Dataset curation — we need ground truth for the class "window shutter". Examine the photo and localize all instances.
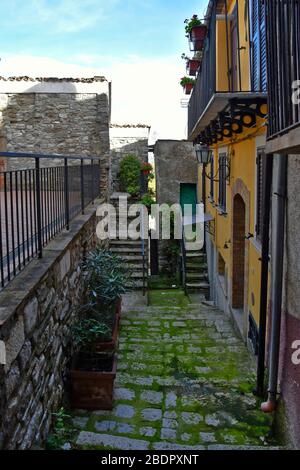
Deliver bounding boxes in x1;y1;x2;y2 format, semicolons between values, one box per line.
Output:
251;0;267;91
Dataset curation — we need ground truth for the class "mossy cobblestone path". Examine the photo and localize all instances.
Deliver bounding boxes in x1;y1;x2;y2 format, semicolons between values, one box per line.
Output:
74;290;279;450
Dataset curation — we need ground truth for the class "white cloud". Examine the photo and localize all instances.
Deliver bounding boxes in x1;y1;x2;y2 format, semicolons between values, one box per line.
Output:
4;0;120;34
0;53;188;142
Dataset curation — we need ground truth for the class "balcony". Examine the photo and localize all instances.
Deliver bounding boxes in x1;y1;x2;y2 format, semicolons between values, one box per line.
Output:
188;0;267;145
266;0;300;154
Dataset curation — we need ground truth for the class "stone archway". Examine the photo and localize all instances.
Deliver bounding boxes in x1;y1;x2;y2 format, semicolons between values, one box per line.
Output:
231;178;250;339
232;194;246;309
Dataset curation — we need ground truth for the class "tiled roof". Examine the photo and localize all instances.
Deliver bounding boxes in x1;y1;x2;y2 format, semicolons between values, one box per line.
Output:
0;76;107;83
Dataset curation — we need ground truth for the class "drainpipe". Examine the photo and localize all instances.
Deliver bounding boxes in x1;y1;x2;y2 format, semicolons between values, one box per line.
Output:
256;153;273;396
202;164;206;247
261;155;287;413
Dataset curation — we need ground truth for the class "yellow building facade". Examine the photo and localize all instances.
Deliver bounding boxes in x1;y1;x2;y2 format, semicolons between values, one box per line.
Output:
188;0;267;347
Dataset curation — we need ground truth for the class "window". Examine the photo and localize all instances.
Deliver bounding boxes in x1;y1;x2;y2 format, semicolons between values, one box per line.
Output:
210;156;214;200
256;148;265;242
218;153;227;212
250;0;267;91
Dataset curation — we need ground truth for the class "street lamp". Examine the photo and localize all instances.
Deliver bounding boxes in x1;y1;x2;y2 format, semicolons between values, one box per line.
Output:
195;144;212;165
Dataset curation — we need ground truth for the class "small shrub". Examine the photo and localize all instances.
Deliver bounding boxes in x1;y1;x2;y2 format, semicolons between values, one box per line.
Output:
119;154;141;196
46;408;75;450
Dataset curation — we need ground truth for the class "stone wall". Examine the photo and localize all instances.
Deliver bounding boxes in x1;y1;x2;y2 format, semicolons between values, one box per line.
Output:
110;125;150;193
0;78;110;197
0;202;100;449
154;140;198;270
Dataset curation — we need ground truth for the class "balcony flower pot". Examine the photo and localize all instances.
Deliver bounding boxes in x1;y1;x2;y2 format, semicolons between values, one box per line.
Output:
184;83;194;95
188;59;201;76
190;25;207;51
94;298;122;352
180;77;196;95
70;352;117;410
141;162;153;175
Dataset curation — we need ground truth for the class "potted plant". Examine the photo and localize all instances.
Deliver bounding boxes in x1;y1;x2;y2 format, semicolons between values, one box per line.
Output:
70;318;117;410
140;192;156;210
181;53;201;77
141;162;153;175
185;15;207;51
69;248;133;410
180;76;196;95
81;248;132;351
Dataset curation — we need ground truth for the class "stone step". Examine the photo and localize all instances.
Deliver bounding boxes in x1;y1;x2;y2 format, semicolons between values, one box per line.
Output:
186;282;210;292
119;255;144;261
186;252;206;259
110;247;143;253
124;264;146;270
110;239;146;245
129;272;148;279
186;262;207;273
186;272;207;280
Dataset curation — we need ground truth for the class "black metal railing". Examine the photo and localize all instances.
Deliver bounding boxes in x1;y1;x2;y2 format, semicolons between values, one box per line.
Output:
188;4;217;138
266;0;300;139
181;229;187;295
0;152;101;290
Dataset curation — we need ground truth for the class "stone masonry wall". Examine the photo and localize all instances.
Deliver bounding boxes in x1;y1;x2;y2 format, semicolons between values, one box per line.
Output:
0;204;99;449
110;126;150;193
0;79;110;197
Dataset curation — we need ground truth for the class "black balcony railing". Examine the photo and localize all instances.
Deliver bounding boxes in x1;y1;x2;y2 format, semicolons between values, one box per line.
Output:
0;152;101;290
188;4;217;138
266;0;300;139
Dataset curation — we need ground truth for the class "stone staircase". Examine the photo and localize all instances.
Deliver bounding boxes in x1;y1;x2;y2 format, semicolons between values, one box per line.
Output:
109;193;148;291
182;240;210;298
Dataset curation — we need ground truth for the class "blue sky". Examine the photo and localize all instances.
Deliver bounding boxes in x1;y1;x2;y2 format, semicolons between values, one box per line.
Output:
0;0;208;138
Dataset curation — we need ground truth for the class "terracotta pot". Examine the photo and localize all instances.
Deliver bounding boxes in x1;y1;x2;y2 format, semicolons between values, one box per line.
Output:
190;25;207;51
188;59;201;76
94;298;122;352
184;83;194;95
70;353;117;410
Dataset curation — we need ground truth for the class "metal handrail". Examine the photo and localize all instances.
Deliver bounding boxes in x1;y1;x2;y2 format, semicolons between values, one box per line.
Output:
141;207;147;297
181;227;187;295
0;151;101;290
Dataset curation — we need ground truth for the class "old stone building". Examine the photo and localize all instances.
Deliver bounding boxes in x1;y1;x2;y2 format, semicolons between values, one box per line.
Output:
110;124;150;192
0;76;111;196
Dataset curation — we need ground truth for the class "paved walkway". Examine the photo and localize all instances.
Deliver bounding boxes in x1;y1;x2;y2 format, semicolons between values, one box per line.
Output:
74;290;279;450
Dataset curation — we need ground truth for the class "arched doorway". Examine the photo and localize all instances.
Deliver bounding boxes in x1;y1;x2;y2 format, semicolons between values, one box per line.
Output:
232;194;246;309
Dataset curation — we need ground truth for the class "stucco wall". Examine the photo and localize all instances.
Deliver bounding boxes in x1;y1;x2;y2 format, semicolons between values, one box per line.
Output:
154;140;198;205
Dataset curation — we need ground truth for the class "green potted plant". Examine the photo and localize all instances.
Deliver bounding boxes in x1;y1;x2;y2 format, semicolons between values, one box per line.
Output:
180;76;196;95
70;248;132;410
140;192;156;210
81;248;132;351
119;154;141;197
185;15;207;51
181;53;201;76
70;317;117;410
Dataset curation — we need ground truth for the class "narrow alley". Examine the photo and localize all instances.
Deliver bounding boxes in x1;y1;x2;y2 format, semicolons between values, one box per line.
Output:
74;290;280;450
